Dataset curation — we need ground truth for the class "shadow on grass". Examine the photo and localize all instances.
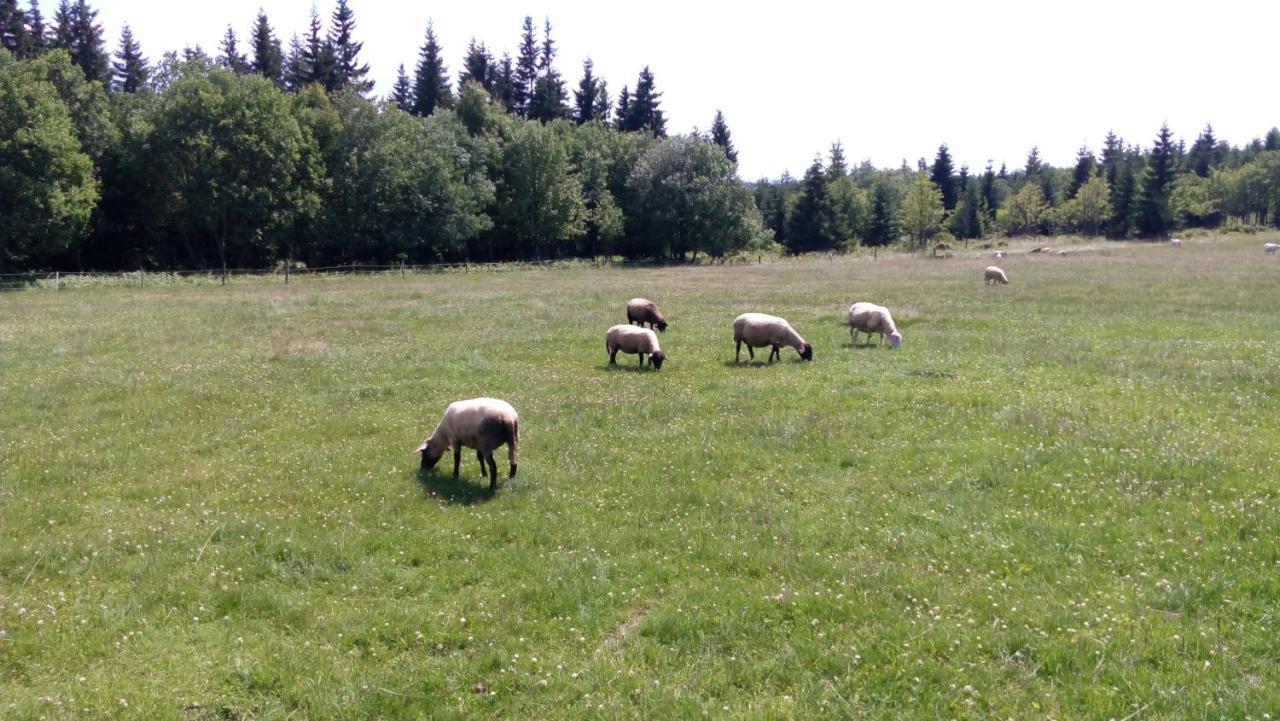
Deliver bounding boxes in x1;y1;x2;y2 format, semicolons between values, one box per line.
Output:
415;467;498;505
599;363;662;373
843;342;890;350
721;357;810;368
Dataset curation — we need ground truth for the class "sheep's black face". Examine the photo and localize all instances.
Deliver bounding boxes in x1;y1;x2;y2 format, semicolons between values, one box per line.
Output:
799;343;814;361
656;320;668;332
649;351;666;370
419;440;446;470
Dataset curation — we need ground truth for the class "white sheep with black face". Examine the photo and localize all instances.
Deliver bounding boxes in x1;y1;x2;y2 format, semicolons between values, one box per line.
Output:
732;313;813;363
848;302;902;348
606;324;666;370
415;398;519;492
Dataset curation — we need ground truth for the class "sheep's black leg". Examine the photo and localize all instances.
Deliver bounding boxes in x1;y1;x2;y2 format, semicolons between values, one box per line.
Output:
609;348;618;365
477;450;485;475
486;451;498;491
747;345;754;360
639;353;645;367
452;445;461;478
735;340;741;363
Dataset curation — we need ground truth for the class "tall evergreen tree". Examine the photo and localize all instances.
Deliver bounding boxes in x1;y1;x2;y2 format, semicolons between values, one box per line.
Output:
929;144;957;210
219;26;250;74
527;71;568;122
328;0;370;93
573;58;599;124
491;53;515;108
539;17;555;71
1;0;29;55
622;66;664;136
710;110;737;164
65;0;109;82
980;162;998;217
864;182;899;247
250;10;283;85
826;141;846;180
458;38;491;91
1069;146;1096;198
1186;124;1220;177
112;23;147;93
613;84;630;128
391;63;412;111
51;0;71;49
1024;146;1043;178
1135;122;1177;237
23;0;47;57
1265;127;1280;152
300;8;333;88
512;15;538;115
411;21;451;116
786;157;842;253
282;34;306;91
592;79;610;122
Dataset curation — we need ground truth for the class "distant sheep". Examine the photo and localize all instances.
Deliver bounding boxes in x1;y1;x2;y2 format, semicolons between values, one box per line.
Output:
993;251;1005;259
416;398;519;491
1030;246;1050;254
1265;243;1279;254
733;312;813;363
626;298;668;332
1056;249;1069;256
1170;238;1183;246
985;266;1009;285
848;302;902;348
606;324;666;370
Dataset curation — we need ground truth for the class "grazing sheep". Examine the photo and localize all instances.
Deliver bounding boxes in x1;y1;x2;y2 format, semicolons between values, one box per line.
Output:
1030;246;1050;254
993;251;1006;259
1056;249;1069;256
605;324;666;370
848;302;902;348
1265;243;1279;254
1170;238;1183;246
626;297;668;332
985;266;1009;285
415;398;519;492
733;312;813;363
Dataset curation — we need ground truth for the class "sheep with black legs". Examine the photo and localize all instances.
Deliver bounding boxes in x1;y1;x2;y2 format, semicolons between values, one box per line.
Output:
733;313;813;363
606;324;666;369
415;398;519;492
626;298;668;332
848;302;902;348
985;266;1009;285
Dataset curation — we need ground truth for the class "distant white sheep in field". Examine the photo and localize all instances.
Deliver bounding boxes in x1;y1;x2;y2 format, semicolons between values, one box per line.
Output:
993;251;1005;259
416;398;519;492
732;313;813;363
848;302;902;348
985;266;1009;285
1265;243;1279;254
1170;238;1183;246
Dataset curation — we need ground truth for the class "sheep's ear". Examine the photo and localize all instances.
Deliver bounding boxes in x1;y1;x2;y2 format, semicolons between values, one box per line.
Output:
414;441;429;454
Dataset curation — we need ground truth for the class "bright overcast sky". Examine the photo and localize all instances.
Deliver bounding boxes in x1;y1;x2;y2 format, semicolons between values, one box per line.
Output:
97;0;1279;179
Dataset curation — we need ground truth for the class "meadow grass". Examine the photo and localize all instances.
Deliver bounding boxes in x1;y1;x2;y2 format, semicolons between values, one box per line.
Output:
2;234;1279;720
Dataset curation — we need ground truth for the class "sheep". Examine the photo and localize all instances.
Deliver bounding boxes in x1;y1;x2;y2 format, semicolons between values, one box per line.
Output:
733;312;813;363
626;297;668;332
1056;249;1069;256
993;251;1006;259
1265;243;1279;254
1170;238;1183;246
848;302;902;348
415;398;519;492
605;324;666;370
1030;246;1050;254
985;266;1009;285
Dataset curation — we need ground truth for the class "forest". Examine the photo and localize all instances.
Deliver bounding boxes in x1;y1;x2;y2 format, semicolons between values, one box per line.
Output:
3;0;1280;272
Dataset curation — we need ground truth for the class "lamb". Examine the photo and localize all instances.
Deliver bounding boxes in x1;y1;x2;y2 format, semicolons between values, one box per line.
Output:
1265;243;1279;254
626;298;668;332
732;312;813;363
985;266;1009;285
848;302;902;348
415;398;519;492
605;324;666;370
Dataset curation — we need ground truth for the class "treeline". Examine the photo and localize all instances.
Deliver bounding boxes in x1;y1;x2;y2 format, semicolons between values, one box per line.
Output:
0;0;762;271
759;125;1280;252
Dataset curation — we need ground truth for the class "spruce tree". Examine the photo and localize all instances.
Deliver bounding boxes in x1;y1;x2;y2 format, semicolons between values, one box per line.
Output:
1265;127;1280;152
786;157;840;253
592;80;610;122
573;58;599;124
300;8;332;89
539;17;555;71
957;164;969;194
24;0;46;57
51;0;70;49
491;53;515;109
328;0;371;93
67;0;109;83
219;26;250;74
1;0;29;55
710;110;736;164
513;16;538;115
458;38;491;91
250;10;283;85
613;85;629;128
826;141;846;180
1069;146;1096;198
1135;123;1177;237
1186;124;1219;177
929;144;957;210
112;23;147;92
527;71;568;122
1024;146;1043;178
864;182;899;247
980;162;998;217
391;63;412;111
623;66;664;136
282;34;306;91
411;21;451;116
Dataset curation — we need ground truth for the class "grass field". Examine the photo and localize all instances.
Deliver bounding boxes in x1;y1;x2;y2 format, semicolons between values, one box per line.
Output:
3;234;1280;720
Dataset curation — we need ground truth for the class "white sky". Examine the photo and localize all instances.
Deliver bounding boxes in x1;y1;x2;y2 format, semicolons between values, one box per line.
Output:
96;0;1280;179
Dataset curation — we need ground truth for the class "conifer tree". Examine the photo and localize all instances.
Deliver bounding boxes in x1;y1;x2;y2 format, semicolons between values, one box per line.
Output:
980;162;998;217
1024;146;1043;178
23;0;47;57
527;71;568;122
1069;146;1096;198
1;0;29;55
1265;127;1280;152
391;63;412;111
864;182;899;247
328;0;370;93
513;16;538;115
929;144;957;210
826;141;846;180
622;66;664;136
219;26;250;73
458;38;491;91
539;17;554;71
51;0;71;48
592;80;610;122
250;10;283;85
1186;124;1219;177
282;34;306;91
300;8;333;88
112;23;147;92
613;85;629;128
957;165;968;194
491;53;515;108
573;58;599;124
64;0;109;82
710;110;736;164
1136;123;1177;237
786;157;841;253
412;21;451;116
